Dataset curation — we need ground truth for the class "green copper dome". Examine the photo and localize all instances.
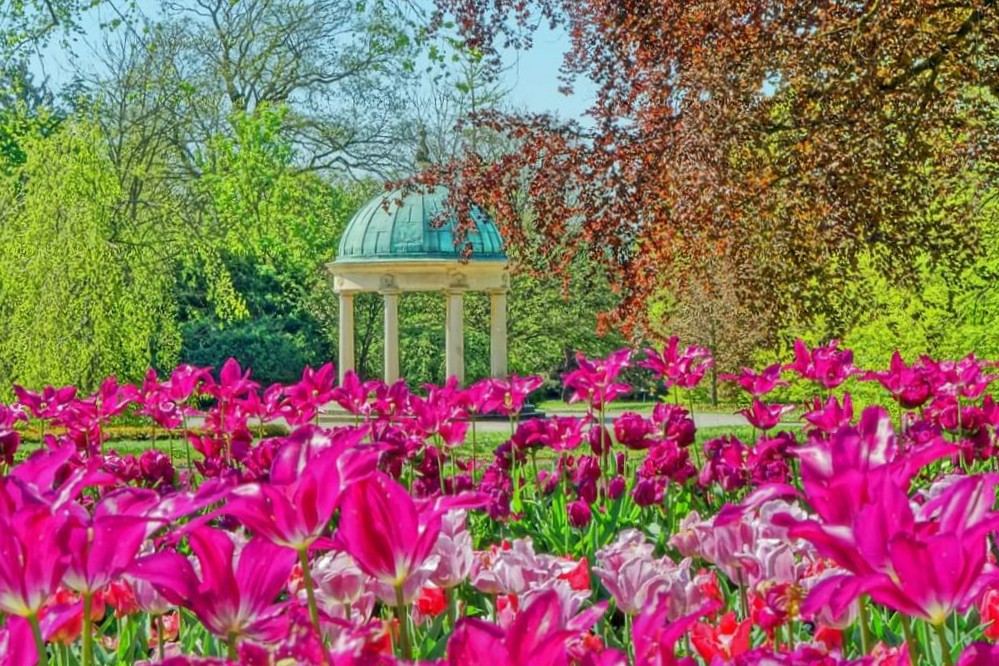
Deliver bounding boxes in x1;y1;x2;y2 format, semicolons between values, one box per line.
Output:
336;186;506;262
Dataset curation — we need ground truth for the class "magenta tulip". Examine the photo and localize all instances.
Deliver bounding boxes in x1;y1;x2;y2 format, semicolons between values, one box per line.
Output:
62;488;164;594
221;431;377;550
479;375;544;416
338;473;444;591
861;351;931;409
0;503;72;618
720;364;787;397
737;398;795;430
785;339;855;389
130;527;296;645
564;350;632;410
447;589;576;666
802;394;853;433
641;336;713;390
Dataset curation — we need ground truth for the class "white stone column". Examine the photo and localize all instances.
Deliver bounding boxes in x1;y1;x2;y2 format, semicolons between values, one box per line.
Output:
489;289;509;378
382;289;400;384
338;292;355;383
445;289;465;385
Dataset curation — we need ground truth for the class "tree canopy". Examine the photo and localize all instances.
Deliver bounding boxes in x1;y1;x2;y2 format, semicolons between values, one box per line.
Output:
424;0;999;338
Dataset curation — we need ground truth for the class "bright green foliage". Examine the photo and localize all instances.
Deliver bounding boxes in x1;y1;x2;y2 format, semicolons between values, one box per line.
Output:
0;61;59;175
0;119;180;393
182;106;356;320
175;106;375;385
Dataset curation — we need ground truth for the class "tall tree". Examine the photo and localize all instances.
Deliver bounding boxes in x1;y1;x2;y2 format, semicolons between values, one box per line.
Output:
0;60;59;174
0;0;125;63
423;0;999;338
0;119;179;392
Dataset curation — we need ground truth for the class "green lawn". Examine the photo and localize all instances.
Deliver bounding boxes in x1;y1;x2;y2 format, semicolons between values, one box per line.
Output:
535;399;746;415
25;423;764;463
536;399;659;414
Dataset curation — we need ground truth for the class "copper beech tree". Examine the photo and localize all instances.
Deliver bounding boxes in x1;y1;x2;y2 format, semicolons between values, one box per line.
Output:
416;0;999;338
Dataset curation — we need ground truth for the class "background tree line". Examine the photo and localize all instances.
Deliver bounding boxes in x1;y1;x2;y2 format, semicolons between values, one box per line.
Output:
0;0;624;396
4;0;999;403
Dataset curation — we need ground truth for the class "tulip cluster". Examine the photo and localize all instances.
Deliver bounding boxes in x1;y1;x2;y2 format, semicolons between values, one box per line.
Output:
1;339;999;665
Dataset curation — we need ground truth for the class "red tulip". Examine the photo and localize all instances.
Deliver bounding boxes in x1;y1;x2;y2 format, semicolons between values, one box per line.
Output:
689;611;752;662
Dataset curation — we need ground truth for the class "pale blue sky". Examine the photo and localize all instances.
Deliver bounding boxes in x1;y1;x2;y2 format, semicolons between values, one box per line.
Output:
29;0;596;120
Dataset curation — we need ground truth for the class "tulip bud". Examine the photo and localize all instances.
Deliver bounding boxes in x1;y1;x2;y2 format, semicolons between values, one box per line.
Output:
632;478;660;507
608;475;627;500
589;425;612;455
567;500;593;528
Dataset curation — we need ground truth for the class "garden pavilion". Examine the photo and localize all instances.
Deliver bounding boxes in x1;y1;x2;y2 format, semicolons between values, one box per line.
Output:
327;186;509;386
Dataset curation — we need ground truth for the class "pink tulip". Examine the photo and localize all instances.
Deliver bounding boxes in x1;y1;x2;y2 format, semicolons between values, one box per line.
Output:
369;378;411;419
567;500;593;528
446;589;577;666
632;593;715;666
781;411;998;625
641;337;713;390
130;527;296;643
220;429;377;550
614;412;656;450
594;556;669;616
337;473;458;595
511;417;585;452
127;572;173;615
861;351;932;409
63;488;165;595
802;394;853;433
564;350;632;410
651;403;696;447
12;384;77;421
431;510;475;589
311;550;369;609
785;339;855;389
698;435;748;491
202;358;259;402
921;354;996;400
720;364;787;397
0;404;26;467
276;363;337;425
457;380;490;415
329;370;376;415
479;375;543;416
165;364;211;403
958;643;999;665
411;393;468;448
795;406;951;526
0;615;37;666
737;398;795;430
0;502;72;618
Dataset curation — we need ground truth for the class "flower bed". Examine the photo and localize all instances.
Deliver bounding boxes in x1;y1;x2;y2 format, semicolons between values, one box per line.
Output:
0;338;997;665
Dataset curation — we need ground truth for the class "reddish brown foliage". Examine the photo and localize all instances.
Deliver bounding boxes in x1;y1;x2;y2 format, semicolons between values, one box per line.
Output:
420;0;999;338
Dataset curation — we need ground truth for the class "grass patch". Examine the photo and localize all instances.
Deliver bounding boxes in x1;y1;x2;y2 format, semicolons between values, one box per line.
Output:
56;423;772;463
535;399;746;415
